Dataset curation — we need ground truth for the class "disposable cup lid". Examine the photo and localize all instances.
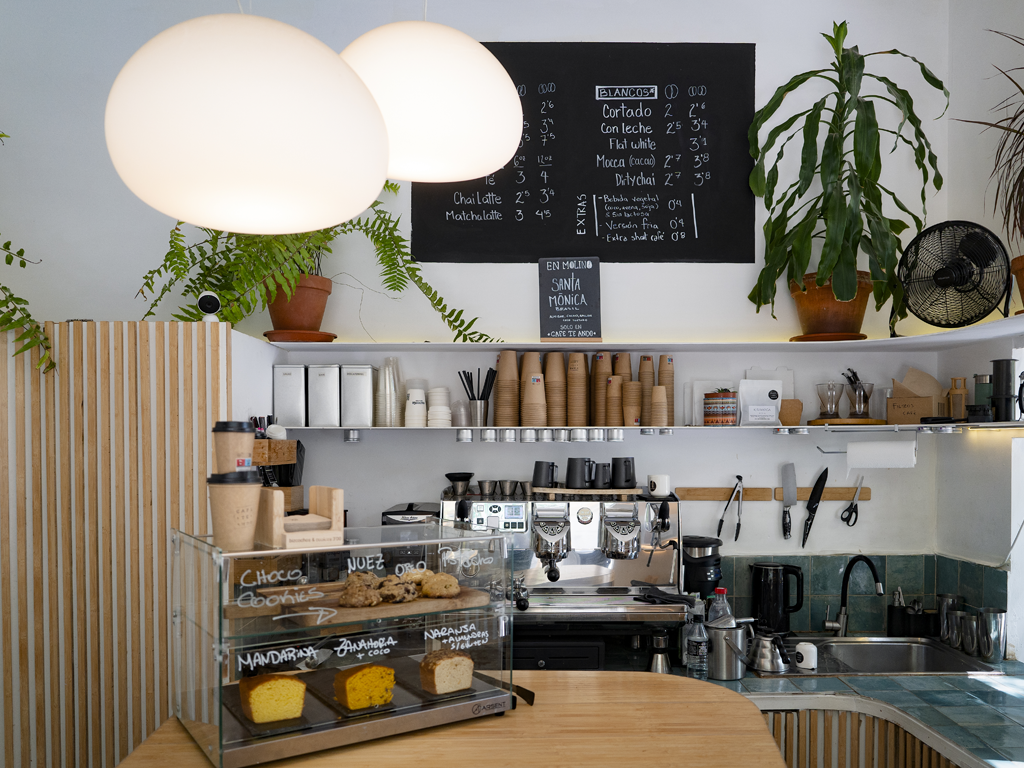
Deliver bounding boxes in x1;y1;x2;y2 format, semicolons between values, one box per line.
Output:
212;421;255;433
207;471;262;485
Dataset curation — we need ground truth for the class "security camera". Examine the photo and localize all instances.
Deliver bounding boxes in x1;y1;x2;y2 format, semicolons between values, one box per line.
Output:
197;291;221;322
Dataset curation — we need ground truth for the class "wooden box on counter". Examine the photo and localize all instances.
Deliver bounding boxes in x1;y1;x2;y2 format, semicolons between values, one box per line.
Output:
252;439;297;466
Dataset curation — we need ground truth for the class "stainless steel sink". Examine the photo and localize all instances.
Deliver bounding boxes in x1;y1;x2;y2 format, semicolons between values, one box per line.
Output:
768;636;999;677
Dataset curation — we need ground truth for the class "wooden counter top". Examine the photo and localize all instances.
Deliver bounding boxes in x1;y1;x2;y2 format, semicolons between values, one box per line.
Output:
121;671;785;767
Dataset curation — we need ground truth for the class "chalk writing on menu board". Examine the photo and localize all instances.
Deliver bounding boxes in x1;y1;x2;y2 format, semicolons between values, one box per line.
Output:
411;42;755;263
539;256;601;340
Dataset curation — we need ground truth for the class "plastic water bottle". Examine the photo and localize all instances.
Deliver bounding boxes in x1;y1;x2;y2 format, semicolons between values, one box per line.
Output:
686;615;709;680
707;587;734;627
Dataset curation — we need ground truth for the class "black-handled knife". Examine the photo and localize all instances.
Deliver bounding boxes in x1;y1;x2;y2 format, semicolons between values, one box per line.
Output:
801;468;828;548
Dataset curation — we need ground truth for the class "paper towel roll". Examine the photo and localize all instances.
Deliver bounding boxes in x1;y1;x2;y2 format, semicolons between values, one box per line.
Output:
847;440;917;468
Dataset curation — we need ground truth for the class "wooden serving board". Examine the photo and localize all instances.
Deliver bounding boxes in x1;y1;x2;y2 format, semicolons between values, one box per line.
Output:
533;487;641;496
772;486;872;501
282;587;492;628
674;487;773;502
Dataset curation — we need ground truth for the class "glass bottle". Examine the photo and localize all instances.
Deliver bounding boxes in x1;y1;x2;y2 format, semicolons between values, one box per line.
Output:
707;587;734;627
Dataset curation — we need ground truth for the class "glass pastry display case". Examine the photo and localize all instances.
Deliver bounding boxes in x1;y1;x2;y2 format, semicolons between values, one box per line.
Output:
172;522;512;767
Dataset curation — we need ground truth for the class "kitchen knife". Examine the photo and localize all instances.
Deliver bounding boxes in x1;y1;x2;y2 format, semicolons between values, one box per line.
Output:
801;467;828;548
781;463;797;539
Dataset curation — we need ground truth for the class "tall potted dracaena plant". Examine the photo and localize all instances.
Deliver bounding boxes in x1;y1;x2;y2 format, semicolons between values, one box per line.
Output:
748;21;948;338
959;31;1024;311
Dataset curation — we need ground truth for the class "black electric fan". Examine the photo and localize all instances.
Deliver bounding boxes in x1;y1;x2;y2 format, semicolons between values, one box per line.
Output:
892;220;1012;336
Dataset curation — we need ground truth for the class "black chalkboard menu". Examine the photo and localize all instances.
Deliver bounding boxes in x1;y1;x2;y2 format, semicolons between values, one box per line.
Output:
539;256;601;340
411;42;755;263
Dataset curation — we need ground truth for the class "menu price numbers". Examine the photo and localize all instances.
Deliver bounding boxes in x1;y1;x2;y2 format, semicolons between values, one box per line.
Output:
694;171;712;187
663;171;683;187
667;199;687;240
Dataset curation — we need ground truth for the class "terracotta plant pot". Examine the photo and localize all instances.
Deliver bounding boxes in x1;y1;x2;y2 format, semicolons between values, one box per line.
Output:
789;271;874;337
1011;255;1024;315
267;274;332;332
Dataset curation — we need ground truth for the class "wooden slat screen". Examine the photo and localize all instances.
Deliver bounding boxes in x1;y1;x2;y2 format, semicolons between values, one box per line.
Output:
760;709;964;768
0;322;230;767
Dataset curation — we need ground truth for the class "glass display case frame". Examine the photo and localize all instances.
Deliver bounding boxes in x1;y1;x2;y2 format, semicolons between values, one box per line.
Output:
172;521;513;767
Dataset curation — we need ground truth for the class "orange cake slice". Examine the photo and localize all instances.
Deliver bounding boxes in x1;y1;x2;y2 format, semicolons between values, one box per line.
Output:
333;663;395;709
238;674;306;723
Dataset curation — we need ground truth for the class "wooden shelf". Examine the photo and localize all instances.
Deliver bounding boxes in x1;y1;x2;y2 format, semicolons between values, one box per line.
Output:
252;439;297;466
261;314;1024;355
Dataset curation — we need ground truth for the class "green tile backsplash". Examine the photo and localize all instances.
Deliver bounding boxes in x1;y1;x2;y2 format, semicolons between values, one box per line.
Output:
720;553;1008;635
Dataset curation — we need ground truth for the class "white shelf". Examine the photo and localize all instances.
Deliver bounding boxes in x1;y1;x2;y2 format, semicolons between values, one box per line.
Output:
280;422;1024;433
265;314;1024;355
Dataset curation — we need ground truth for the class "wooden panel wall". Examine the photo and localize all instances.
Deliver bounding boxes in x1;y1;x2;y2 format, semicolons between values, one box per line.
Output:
0;322;231;767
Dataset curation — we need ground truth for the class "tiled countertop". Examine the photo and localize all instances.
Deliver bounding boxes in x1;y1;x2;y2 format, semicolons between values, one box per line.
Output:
707;660;1024;765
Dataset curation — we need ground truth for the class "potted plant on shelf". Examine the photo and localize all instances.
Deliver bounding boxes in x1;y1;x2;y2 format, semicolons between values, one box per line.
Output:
138;181;499;343
747;21;948;339
958;31;1024;313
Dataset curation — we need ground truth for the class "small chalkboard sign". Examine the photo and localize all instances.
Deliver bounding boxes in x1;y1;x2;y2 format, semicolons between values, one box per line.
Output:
539;257;601;341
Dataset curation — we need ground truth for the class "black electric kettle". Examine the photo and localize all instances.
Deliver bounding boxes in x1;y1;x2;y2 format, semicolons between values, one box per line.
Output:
750;562;803;635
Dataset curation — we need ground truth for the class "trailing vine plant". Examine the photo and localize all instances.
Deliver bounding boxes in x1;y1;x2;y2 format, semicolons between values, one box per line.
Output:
138;181;500;342
0;131;54;371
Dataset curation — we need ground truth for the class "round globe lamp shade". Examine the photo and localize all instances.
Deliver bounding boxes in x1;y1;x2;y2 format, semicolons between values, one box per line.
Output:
341;21;522;183
105;14;388;234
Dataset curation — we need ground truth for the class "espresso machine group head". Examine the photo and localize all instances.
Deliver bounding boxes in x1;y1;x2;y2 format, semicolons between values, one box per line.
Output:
598;502;641;560
531;502;571;581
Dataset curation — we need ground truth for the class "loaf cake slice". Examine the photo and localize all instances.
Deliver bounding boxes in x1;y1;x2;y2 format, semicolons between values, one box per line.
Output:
419;649;474;695
238;674;306;723
333;663;395;709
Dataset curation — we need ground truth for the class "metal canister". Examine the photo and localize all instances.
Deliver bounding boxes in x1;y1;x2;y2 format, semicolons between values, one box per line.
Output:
947;610;967;650
978;608;1007;663
974;374;993;407
937;594;960;645
707;622;754;681
960;613;979;656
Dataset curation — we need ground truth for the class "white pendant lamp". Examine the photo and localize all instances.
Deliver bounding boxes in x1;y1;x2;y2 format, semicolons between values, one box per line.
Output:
341;21;523;183
105;14;388;235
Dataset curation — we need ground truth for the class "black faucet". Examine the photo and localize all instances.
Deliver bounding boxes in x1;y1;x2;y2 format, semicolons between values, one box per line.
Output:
823;555;885;637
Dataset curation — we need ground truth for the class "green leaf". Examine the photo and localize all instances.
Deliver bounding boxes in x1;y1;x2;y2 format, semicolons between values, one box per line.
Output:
853;98;880;181
798;98;827;196
748;70;833;158
842;45;865;100
818;186;847;278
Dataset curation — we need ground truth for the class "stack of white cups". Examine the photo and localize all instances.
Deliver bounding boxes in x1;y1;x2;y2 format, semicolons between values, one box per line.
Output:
427;387;451;427
405;388;427;427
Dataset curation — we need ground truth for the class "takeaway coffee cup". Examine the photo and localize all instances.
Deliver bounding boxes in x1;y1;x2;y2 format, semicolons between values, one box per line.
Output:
648;474;671;497
208;472;262;552
211;421;256;474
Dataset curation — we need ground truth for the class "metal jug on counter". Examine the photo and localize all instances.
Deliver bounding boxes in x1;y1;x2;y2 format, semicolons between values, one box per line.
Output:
725;632;791;674
707;620;756;681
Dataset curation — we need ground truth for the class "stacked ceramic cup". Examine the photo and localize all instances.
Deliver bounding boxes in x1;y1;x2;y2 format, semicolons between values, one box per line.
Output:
405;387;427;427
651;385;669;427
623;380;642;427
658;354;675;426
427;387;451;427
567;353;589;427
592;351;612;426
494;350;520;426
521;373;548;426
639;355;655;425
544;352;567;427
606;374;624;427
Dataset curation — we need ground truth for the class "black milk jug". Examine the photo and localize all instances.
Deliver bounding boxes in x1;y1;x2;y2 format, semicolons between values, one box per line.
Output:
750;562;803;635
532;461;558;489
611;457;636;489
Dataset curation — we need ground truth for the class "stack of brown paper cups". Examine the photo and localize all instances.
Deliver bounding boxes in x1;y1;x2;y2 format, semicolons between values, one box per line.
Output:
592;351;612;426
651;385;668;427
613;352;632;382
567;353;588;426
622;380;642;427
521;373;548;427
494;349;520;426
606;374;624;427
638;355;655;426
520;352;542;408
544;352;566;427
658;355;674;427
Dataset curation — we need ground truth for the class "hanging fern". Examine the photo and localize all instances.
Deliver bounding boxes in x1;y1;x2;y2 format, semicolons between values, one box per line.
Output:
138;181;500;342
